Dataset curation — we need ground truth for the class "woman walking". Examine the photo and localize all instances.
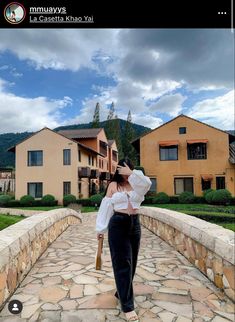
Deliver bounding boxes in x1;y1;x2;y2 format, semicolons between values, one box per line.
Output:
96;158;152;321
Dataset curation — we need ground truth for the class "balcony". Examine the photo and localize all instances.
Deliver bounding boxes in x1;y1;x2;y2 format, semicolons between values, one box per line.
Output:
229;144;235;164
100;172;111;180
78;167;91;178
90;169;100;178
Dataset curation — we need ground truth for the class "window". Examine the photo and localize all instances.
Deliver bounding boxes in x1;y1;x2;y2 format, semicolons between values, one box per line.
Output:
112;151;118;162
63;149;71;165
149;178;157;192
78;182;81;194
187;143;207;159
28;150;43;166
179;127;186;134
160;146;178;160
99;141;107;156
27;182;43;198
216;177;225;189
88;155;91;165
174;177;193;194
201;178;211;191
78;150;81;162
63;181;71;195
92;156;94;166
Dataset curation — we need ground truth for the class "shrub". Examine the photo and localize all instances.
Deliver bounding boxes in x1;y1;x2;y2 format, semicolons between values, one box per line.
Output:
169;196;179;204
203;189;214;197
6;200;21;207
63;194;76;206
231;197;235;205
41;194;56;206
194;196;206;204
146;191;157;197
142;196;155;204
0;195;12;206
89;194;103;206
205;190;214;204
211;189;232;205
179;192;195;204
77;198;92;206
20;195;34;206
152;192;170;204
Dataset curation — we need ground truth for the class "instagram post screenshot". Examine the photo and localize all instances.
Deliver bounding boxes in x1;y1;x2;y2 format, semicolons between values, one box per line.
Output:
0;0;234;321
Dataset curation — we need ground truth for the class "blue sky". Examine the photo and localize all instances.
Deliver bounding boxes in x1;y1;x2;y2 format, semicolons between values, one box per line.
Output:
0;29;234;134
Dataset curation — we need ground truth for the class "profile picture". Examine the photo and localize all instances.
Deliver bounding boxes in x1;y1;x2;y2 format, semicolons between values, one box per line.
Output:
4;2;26;24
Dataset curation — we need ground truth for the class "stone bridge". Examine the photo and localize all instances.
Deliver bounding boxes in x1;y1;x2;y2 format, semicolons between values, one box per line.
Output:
0;207;234;322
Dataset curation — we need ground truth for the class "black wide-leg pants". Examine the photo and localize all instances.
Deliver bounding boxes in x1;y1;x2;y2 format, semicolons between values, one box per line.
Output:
108;212;141;313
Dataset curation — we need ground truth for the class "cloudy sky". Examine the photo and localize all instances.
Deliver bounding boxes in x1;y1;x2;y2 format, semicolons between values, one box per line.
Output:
0;29;234;134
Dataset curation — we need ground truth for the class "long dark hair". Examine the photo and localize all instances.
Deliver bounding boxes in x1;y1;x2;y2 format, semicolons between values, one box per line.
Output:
104;157;134;195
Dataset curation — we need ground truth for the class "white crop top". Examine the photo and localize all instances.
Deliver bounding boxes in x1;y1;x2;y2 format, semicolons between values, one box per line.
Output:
96;169;152;233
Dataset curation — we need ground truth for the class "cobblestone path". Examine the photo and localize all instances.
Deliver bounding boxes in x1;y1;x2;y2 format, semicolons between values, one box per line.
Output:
0;212;234;322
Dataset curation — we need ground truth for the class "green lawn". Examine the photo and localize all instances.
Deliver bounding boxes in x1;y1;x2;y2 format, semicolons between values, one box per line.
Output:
0;214;25;230
81;207;97;213
13;206;64;211
218;223;235;231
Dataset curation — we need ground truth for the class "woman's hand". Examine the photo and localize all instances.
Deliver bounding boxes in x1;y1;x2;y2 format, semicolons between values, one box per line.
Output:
117;162;133;176
97;233;104;240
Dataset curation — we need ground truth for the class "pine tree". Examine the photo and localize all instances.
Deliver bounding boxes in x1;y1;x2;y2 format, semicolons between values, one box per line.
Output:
105;103;124;160
106;102;115;139
122;110;137;164
107;102;115;120
112;118;124;160
92;103;100;128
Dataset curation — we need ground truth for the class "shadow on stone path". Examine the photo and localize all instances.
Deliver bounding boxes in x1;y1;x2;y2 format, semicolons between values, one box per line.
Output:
0;212;234;322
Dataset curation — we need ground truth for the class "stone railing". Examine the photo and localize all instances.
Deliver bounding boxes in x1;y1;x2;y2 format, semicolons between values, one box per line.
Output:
139;207;235;302
0;208;82;309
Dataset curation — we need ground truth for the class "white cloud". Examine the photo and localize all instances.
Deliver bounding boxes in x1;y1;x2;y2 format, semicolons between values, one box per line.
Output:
132;114;163;129
187;90;234;130
0;29;120;71
150;93;187;117
0;78;72;133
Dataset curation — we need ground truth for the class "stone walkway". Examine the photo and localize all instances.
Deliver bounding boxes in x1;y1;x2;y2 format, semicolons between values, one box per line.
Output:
0;212;234;322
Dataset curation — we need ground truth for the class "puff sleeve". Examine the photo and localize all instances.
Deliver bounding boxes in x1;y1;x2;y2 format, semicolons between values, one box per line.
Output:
128;169;152;196
95;197;114;233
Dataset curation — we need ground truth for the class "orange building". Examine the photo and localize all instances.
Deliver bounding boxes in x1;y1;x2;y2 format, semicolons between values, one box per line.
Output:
132;115;235;196
8;127;118;203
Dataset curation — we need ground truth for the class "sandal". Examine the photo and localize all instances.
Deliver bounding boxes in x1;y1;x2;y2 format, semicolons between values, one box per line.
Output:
125;311;139;322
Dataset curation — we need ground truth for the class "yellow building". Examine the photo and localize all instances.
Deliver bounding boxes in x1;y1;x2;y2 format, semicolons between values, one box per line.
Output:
8;127;118;204
132;115;235;196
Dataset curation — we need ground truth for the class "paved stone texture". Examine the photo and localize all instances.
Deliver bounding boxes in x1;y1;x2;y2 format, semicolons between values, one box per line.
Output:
0;212;234;322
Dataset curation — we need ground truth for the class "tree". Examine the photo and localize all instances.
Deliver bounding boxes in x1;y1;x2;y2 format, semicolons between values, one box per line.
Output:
122;110;137;165
92;103;100;128
107;102;115;120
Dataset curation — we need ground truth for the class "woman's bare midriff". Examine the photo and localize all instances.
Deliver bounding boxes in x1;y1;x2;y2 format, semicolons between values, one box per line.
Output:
113;182;138;215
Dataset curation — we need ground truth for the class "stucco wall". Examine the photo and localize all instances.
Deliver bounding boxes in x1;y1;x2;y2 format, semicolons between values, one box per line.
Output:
140;115;235;196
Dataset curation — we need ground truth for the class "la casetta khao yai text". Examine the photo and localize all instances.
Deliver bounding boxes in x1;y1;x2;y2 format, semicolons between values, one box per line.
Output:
30;15;94;22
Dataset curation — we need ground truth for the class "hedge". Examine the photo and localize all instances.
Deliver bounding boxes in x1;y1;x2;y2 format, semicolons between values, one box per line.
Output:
152;192;170;204
41;194;56;206
63;194;76;206
179;192;195;204
89;194;103;206
20;195;34;206
0;195;12;206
